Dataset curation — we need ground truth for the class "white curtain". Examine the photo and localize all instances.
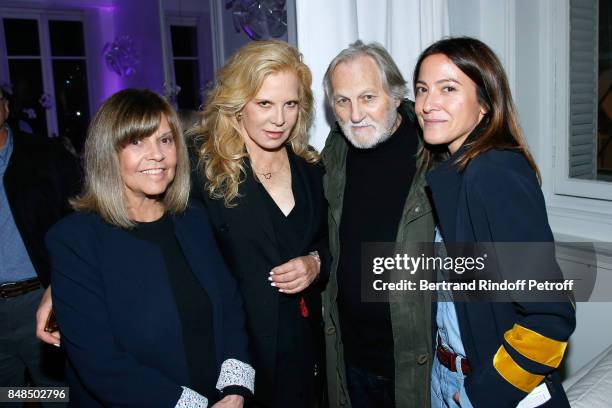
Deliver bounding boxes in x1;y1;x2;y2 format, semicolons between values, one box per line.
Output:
296;0;449;150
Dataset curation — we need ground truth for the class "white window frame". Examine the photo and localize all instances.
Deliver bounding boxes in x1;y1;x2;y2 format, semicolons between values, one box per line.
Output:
0;6;92;138
553;0;612;201
529;0;612;242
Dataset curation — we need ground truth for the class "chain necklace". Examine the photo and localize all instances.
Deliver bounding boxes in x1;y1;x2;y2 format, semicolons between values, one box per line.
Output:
251;156;287;181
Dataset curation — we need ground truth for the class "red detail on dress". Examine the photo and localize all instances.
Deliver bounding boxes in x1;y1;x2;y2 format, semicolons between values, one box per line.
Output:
299;297;309;318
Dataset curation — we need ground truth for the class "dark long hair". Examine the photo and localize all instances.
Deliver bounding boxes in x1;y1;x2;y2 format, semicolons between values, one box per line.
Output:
413;37;540;181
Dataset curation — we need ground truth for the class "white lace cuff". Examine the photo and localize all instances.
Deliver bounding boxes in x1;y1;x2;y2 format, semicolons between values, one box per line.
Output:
175;386;208;408
215;358;255;393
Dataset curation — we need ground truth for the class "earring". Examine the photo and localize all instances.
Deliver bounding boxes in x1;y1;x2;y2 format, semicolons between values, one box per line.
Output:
237;113;242;121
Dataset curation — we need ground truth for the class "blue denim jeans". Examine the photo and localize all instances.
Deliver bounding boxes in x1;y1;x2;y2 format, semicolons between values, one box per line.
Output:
345;364;395;408
431;355;467;408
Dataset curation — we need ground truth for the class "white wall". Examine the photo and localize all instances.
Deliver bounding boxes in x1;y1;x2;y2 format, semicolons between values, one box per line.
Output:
448;0;612;378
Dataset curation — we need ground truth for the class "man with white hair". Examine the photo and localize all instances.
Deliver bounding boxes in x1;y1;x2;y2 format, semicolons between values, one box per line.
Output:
321;40;434;408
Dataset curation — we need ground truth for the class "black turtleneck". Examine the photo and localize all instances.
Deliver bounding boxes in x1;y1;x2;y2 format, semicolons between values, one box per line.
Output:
337;109;418;377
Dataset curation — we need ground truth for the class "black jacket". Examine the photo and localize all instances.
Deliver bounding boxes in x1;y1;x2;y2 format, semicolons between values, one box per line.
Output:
193;148;329;406
3;131;81;286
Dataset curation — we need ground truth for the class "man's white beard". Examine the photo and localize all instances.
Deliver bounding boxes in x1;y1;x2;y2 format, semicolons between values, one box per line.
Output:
339;107;398;149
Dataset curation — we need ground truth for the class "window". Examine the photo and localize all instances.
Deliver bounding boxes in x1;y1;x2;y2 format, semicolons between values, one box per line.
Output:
170;23;201;110
0;9;90;152
568;0;612;182
554;0;612;200
164;14;212;112
49;20;90;152
598;0;612;180
3;18;47;136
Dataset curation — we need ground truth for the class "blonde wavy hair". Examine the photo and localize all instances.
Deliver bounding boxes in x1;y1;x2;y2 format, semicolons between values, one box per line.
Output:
72;89;190;228
191;40;318;207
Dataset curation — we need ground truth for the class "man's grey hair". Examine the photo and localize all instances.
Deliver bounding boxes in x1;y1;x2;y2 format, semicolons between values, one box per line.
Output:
323;40;408;105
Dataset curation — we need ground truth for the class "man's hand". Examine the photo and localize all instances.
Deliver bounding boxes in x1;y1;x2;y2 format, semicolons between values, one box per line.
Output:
35;286;60;346
269;253;320;294
211;394;244;408
453;391;461;406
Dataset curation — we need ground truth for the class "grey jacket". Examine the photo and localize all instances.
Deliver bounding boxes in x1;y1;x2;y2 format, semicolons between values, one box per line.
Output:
321;100;435;408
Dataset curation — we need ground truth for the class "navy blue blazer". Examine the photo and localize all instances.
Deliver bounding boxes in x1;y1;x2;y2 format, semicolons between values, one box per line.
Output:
46;202;251;407
427;148;576;408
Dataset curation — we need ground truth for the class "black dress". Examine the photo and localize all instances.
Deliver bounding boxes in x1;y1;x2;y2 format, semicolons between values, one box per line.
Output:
196;147;329;408
258;157;316;408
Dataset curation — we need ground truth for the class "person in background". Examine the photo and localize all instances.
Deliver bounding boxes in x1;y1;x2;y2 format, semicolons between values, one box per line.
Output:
0;85;78;407
414;37;575;407
190;40;329;408
321;40;435;408
46;89;253;407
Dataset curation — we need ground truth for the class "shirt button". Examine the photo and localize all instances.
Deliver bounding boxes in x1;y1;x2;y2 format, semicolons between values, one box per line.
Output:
417;353;429;365
326;327;336;335
414;206;420;213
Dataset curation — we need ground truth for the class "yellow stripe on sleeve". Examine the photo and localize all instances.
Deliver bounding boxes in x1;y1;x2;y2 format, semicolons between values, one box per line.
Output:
504;324;567;368
493;345;544;393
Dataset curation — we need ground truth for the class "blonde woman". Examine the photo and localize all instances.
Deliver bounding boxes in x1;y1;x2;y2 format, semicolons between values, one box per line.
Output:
191;40;329;408
46;89;253;407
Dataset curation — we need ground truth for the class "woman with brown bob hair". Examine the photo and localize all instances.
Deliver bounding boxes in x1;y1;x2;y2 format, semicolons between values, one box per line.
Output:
46;89;253;407
413;38;575;407
190;40;329;408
